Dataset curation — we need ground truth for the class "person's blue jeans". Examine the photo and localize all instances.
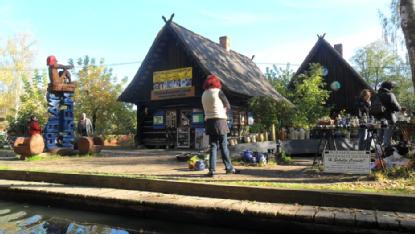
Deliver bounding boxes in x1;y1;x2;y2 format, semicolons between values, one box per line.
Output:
358;128;371;150
209;134;233;173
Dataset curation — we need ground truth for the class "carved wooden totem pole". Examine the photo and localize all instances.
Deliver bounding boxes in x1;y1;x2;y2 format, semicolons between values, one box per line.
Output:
44;55;76;150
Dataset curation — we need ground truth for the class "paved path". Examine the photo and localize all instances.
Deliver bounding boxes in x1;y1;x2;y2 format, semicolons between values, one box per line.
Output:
0;179;413;233
0;148;363;183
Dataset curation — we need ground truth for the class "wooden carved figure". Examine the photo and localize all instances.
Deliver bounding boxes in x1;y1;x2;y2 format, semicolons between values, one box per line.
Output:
46;55;73;85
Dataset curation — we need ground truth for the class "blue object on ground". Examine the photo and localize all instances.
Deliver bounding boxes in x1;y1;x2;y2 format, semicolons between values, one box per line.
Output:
242;150;253;162
258;154;267;164
195;160;206;171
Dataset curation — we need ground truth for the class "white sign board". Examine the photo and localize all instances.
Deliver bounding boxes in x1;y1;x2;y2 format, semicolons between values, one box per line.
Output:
323;151;371;174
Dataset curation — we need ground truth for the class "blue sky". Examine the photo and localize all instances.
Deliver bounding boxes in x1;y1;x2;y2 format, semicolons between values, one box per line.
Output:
0;0;390;82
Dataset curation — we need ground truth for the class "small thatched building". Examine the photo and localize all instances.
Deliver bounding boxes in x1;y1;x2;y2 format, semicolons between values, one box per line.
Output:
119;19;287;148
294;35;373;115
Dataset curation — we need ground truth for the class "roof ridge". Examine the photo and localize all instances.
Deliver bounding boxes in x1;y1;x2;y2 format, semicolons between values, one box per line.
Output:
170;22;255;63
317;37;374;91
294;36;373;92
119;20;290;104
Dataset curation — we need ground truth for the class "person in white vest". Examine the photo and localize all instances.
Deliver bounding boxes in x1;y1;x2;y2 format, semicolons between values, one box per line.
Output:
202;74;240;177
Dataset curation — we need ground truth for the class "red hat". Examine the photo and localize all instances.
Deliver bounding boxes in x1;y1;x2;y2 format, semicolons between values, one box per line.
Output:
203;74;222;90
46;55;57;66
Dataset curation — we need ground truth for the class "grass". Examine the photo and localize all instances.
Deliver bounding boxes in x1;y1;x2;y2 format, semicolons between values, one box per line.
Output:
277;151;293;165
204;180;414;195
10;168;412;195
373;167;415;180
0;166;414;195
23;152;99;162
25;153;62;162
193;167;415;195
0;165;10;170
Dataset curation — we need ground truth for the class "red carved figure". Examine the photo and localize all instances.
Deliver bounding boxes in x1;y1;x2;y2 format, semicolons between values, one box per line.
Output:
46;55;73;85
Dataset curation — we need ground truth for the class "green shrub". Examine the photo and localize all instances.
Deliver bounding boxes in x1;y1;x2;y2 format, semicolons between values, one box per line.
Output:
278;151;292;165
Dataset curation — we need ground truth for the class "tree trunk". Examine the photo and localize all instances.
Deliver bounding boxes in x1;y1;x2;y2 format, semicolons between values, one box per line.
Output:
400;0;415;93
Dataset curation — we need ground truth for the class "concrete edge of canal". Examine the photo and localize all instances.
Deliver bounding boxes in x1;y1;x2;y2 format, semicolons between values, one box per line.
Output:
0;182;413;234
0;170;414;213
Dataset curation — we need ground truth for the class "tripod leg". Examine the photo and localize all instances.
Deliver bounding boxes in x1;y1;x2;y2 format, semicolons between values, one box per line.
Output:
366;130;372;151
373;132;385;171
321;136;329;160
313;133;325;165
332;131;338;151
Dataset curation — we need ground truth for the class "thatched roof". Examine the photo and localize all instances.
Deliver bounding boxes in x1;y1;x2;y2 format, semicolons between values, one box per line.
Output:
293;35;373;113
294;36;373;91
119;21;289;104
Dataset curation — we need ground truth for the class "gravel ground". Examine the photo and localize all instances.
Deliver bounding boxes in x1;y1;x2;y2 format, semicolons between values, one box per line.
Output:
0;148;364;183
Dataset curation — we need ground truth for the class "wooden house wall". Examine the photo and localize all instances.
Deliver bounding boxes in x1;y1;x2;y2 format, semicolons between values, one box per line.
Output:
305;48;367;114
135;28;250;148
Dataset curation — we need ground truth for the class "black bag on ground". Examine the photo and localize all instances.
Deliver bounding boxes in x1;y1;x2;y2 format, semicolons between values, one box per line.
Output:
370;94;386;119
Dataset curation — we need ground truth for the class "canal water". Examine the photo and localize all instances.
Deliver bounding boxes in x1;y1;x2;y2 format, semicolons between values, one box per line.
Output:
0;200;259;233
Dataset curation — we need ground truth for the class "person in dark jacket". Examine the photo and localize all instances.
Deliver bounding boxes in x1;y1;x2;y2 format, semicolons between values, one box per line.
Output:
378;81;401;147
356;89;372;150
202;74;240;177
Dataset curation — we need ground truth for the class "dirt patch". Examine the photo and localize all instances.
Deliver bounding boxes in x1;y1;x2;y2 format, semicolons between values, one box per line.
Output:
0;148;363;183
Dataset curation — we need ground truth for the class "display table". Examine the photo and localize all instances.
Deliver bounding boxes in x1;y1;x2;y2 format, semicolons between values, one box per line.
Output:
282;138;359;155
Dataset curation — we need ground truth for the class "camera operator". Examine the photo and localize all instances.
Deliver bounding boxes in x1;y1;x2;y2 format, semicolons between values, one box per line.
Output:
377;81;401;148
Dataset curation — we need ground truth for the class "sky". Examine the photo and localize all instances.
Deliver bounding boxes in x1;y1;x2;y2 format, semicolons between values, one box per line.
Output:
0;0;391;83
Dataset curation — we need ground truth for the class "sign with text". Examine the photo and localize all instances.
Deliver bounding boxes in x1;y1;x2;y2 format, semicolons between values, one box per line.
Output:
151;86;195;100
323;151;370;174
151;67;194;100
153;67;192;90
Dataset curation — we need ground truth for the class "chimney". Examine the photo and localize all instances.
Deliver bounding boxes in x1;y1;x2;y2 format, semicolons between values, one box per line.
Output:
334;43;343;57
219;36;230;51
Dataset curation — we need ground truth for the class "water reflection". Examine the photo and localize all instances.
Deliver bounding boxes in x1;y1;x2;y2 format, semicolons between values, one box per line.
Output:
0;209;137;233
0;200;256;234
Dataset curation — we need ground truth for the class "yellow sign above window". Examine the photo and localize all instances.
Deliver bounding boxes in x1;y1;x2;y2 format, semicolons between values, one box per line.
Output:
153;67;192;90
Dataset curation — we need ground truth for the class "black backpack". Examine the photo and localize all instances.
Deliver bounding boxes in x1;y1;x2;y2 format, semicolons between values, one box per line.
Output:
370;94;386;118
